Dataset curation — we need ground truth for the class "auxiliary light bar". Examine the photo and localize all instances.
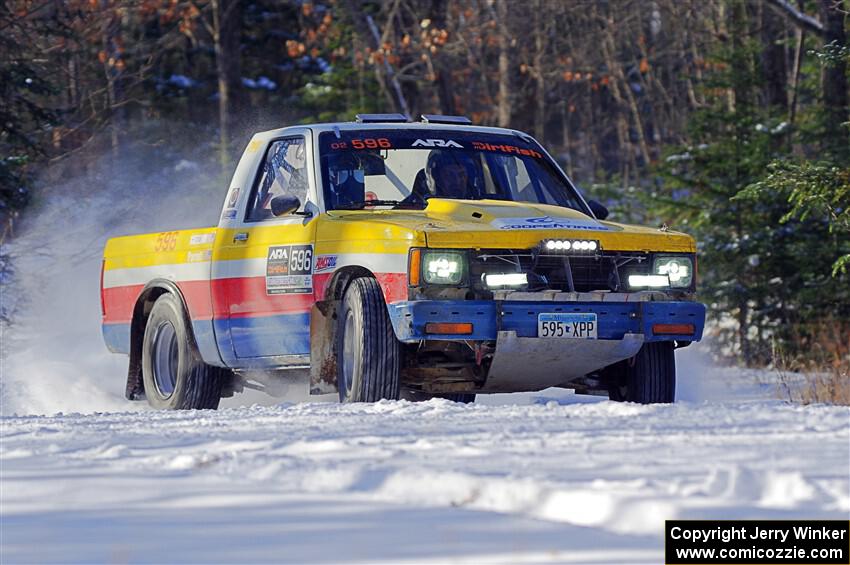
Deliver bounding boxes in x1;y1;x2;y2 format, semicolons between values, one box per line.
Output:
628;274;669;288
541;239;600;253
484;273;529;287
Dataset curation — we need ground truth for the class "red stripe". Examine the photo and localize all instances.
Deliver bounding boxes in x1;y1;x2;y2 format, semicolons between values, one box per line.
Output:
376;273;408;303
102;284;144;323
102;280;215;323
103;271;409;324
211;277;314;318
314;272;407;303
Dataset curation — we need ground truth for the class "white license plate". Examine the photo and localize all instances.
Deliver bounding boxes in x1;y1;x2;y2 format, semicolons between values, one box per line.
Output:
537;313;598;339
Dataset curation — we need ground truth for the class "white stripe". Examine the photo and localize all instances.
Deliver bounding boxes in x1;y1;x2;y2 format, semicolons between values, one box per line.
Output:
212;258;267;279
104;253;408;289
318;253;407;274
103;262;211;288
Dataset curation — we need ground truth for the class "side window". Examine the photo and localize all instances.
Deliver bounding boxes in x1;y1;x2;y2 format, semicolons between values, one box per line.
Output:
247;137;308;221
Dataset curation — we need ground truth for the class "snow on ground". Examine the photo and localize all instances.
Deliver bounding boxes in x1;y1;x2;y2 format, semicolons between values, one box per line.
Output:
1;157;848;563
2;352;848;564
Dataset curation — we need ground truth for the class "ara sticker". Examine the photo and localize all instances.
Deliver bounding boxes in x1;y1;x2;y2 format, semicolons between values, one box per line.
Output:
490;216;611;231
189;233;216;246
412;139;463;148
314;255;338;273
266;244;314;295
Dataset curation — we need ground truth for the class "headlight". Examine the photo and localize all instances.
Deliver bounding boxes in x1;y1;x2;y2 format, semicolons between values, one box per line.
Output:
421;250;466;285
652;255;694;288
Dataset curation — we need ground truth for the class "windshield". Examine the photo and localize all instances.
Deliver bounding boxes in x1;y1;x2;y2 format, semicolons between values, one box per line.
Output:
318;129;588;213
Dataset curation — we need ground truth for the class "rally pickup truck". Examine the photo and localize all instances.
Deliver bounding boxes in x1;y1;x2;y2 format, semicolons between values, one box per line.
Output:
101;114;706;409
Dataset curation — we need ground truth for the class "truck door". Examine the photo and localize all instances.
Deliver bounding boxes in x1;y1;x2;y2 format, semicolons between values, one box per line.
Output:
211;134;319;364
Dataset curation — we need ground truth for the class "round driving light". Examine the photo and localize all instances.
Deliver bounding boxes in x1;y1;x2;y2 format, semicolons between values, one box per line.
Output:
546;240;556;250
554;240;565;250
588;241;598;251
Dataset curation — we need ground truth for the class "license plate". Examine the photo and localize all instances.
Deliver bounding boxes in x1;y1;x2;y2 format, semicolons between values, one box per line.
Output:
537;313;598;339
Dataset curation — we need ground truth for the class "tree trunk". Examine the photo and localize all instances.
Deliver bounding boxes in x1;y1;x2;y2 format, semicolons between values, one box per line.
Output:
430;0;455;115
343;0;409;117
496;0;511;128
533;0;545;141
760;4;788;110
819;0;849;157
212;0;242;175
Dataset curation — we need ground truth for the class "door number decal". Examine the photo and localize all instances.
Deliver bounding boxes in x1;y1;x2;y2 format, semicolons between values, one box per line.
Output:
266;244;313;294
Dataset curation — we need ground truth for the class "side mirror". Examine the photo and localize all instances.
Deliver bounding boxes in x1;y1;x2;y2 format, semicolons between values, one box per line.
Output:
587;199;609;220
270;194;301;217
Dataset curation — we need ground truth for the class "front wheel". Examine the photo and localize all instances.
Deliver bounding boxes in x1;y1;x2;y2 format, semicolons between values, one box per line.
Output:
337;277;401;403
141;293;223;410
607;342;676;404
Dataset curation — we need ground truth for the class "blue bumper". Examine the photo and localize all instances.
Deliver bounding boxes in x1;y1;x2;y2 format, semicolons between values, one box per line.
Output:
387;299;706;343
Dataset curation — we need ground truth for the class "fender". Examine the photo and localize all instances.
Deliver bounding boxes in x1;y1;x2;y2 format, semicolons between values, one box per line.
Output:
309;266;389;395
124;279;224;400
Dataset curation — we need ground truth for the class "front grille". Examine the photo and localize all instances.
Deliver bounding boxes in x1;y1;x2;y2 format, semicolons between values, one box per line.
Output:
471;249;650;293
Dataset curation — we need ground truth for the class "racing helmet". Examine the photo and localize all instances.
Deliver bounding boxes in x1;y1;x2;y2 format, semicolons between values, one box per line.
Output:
426;150;478;199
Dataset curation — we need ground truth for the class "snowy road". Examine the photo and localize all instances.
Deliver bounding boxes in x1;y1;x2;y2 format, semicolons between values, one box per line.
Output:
2;362;848;564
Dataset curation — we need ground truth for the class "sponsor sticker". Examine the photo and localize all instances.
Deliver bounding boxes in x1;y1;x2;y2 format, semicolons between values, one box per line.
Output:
314;255;338;273
266;244;313;294
186;249;212;262
471;141;542;158
189;233;216;246
490;216;611;231
221;208;237;220
226;187;240;208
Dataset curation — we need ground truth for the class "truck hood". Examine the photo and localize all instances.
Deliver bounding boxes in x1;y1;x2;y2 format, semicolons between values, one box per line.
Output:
326;199;695;253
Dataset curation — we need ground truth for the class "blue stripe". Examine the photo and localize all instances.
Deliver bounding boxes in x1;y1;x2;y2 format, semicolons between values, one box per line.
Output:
215;313;311;363
103;320;225;367
102;323;131;354
192;319;227;367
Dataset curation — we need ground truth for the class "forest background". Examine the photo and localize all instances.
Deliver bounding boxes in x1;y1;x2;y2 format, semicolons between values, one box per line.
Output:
2;0;848;387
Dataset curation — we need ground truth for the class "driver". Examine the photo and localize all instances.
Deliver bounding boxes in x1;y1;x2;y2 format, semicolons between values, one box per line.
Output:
327;153;366;207
426;150;473;199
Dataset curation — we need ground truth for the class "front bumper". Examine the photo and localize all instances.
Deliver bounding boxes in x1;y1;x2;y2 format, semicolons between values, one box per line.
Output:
388;294;706;344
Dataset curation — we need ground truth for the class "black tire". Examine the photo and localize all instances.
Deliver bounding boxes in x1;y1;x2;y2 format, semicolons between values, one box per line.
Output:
401;389;476;404
439;393;476;404
607;342;676;404
141;293;223;410
337;277;401;403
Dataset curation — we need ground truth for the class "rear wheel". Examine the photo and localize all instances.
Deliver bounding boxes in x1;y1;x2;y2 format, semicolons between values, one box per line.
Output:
337;277;401;403
607;342;675;404
141;293;223;410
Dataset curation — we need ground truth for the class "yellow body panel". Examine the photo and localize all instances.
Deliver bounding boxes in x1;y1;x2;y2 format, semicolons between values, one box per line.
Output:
103;228;217;270
319;199;694;254
103;199;693;272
